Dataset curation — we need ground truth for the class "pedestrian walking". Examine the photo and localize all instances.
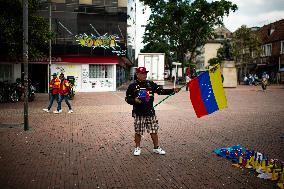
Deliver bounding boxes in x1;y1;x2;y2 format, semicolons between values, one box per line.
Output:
185;74;191;91
54;73;73;114
261;72;269;91
276;72;281;85
43;73;60;113
125;67;181;156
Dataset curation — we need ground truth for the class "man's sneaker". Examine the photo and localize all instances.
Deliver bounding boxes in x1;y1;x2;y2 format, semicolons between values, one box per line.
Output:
43;108;50;113
68;110;73;113
53;110;60;114
59;109;62;113
153;147;166;155
133;147;141;156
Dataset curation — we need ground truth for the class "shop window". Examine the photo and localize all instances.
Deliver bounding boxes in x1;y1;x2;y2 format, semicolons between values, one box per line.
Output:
89;65;113;78
0;64;13;82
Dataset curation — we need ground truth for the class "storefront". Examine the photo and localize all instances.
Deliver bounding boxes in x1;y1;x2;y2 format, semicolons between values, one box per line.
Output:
0;63;21;83
48;56;122;92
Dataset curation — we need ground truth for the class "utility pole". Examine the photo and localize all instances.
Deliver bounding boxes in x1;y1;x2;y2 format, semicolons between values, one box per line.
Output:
23;0;29;130
48;0;52;94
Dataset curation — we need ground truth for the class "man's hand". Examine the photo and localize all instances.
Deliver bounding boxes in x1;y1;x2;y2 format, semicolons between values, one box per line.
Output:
134;97;142;104
174;88;181;93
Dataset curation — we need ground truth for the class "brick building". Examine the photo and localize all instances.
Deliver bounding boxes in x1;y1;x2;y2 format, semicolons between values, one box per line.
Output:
254;19;284;83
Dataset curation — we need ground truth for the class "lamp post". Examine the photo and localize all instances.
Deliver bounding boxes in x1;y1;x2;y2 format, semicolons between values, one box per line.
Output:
23;0;29;131
48;0;52;94
172;62;182;88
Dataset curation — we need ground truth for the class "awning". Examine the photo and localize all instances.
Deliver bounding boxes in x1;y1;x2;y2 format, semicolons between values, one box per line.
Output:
29;56;119;64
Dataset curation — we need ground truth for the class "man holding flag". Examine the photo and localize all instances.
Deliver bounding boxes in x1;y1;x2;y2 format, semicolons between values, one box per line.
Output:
125;67;181;156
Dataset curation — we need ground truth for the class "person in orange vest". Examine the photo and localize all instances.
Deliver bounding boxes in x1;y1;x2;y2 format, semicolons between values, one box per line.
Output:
54;73;73;114
43;73;60;113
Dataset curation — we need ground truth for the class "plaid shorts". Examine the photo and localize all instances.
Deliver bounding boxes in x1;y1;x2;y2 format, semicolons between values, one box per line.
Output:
133;114;159;135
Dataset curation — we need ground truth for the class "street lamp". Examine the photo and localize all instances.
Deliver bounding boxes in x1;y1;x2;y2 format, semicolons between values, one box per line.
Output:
48;0;52;94
172;62;182;88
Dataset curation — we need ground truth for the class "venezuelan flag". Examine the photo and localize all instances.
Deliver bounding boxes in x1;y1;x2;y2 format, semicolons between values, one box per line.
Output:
189;64;227;118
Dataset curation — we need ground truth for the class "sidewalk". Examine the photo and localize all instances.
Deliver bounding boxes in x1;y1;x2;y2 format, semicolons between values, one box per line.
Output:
0;85;283;189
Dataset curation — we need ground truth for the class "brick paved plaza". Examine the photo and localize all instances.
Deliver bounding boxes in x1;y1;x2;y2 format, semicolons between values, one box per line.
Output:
0;85;283;189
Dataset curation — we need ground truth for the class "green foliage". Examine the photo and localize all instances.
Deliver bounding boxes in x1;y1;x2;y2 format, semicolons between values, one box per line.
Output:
217;39;233;60
231;25;262;64
0;0;52;61
140;0;237;68
208;57;221;67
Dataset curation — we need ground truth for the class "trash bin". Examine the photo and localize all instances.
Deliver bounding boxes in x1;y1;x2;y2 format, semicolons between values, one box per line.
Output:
66;76;75;99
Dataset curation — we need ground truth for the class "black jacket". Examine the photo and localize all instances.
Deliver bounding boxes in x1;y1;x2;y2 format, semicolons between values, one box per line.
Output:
125;80;175;116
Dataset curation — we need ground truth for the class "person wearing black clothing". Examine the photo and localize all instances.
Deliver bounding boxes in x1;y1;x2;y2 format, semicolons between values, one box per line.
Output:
125;67;181;156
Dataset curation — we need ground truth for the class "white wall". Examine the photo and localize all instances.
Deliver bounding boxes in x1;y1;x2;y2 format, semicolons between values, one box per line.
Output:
134;1;151;59
13;64;21;82
51;64;116;92
204;43;222;68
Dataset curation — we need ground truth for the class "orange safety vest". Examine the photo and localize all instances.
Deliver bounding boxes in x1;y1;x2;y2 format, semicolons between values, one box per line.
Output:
59;79;70;95
49;78;60;95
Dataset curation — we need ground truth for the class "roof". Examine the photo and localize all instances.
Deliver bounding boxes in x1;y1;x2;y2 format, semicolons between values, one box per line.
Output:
255;19;284;44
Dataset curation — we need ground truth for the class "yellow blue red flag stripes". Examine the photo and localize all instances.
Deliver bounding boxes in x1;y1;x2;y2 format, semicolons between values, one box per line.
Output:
188;64;227;118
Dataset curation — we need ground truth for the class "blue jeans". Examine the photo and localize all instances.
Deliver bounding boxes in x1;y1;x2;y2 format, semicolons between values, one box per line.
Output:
47;94;59;110
57;94;72;111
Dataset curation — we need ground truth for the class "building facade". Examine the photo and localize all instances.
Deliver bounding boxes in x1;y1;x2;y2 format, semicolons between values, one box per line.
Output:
127;0;150;63
194;26;232;71
254;19;284;83
0;0;131;92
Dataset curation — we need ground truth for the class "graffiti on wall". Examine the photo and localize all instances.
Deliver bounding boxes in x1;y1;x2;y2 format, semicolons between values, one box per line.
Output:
90;79;113;89
75;33;126;56
82;67;89;84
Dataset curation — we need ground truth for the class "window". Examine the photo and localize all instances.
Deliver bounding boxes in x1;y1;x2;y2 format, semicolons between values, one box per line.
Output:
89;65;113;78
281;41;284;54
261;44;272;56
0;64;13;82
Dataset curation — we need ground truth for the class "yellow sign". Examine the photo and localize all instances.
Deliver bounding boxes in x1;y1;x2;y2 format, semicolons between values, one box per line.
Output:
75;34;118;48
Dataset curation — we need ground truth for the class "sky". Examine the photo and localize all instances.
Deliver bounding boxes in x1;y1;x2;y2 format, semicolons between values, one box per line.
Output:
134;0;284;57
223;0;284;32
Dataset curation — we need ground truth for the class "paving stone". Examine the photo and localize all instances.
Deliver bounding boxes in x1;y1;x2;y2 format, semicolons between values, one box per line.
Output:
0;84;283;189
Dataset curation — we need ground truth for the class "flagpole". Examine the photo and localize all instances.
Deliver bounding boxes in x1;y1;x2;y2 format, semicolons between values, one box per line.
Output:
153;83;187;108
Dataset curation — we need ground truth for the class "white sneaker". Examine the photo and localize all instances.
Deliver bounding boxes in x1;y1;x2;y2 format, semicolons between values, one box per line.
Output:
59;109;62;113
53;110;60;114
153;147;166;155
43;108;50;113
68;110;73;113
133;147;141;156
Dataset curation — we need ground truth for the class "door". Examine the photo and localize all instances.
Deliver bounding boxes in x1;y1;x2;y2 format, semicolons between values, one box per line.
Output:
144;56;152;80
152;56;159;80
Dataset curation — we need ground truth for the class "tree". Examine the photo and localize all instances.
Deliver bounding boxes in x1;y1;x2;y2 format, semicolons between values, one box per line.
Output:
0;0;52;61
231;25;262;75
140;0;237;74
208;57;221;67
217;39;233;61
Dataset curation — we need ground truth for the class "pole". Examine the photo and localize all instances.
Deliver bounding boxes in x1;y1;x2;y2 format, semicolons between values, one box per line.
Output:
174;64;177;88
153;83;187;108
279;56;281;71
23;0;29;130
48;0;52;94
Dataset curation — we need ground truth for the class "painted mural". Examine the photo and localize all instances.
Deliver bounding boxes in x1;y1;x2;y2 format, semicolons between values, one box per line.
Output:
75;33;126;56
